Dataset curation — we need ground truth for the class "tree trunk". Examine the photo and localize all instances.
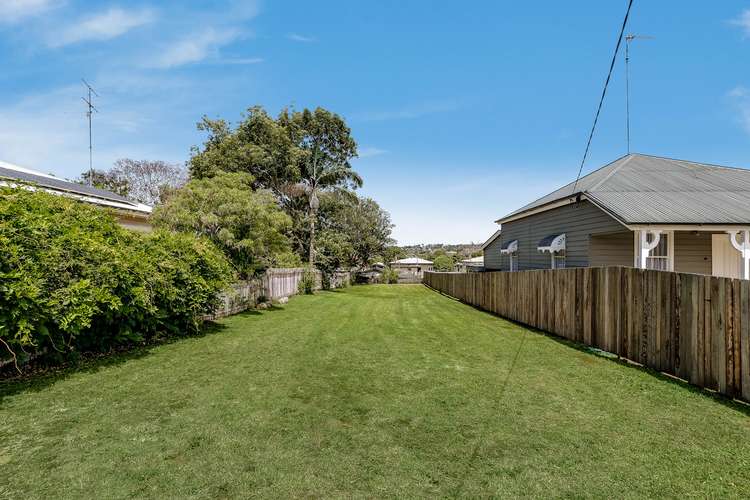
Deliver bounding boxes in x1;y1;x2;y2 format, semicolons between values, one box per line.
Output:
308;209;315;266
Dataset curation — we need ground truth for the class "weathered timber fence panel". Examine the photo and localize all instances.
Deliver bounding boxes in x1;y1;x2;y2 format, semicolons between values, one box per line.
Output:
424;267;750;402
208;268;352;320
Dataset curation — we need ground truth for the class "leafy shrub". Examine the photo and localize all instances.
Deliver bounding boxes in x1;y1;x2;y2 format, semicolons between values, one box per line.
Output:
0;189;233;369
321;272;332;291
298;267;317;295
432;254;454;272
381;267;399;284
152;172;294;278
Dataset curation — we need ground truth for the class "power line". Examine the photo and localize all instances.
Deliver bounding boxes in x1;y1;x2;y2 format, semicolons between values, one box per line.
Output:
572;0;634;194
81;79;99;187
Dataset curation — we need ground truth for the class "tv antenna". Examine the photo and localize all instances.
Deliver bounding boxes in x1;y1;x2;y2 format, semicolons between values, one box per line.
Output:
81;79;99;186
624;34;654;153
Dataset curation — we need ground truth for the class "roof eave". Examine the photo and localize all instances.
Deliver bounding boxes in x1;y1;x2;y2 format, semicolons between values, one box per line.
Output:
495;194;583;225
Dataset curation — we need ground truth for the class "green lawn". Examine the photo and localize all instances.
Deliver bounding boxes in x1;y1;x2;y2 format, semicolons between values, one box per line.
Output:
2;285;750;498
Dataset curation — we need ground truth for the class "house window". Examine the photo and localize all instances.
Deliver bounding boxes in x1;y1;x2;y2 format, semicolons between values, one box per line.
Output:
552;250;566;269
646;232;669;271
500;239;519;272
538;233;566;270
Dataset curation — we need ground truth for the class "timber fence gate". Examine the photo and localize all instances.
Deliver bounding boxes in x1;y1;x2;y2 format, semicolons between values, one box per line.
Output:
424;267;750;402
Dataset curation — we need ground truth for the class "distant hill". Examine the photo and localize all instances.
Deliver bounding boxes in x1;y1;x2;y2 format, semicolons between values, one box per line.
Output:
399;243;482;260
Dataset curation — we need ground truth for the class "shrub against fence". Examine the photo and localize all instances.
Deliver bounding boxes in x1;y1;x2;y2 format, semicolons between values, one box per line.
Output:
208;268;352;319
425;267;750;402
0;189;233;370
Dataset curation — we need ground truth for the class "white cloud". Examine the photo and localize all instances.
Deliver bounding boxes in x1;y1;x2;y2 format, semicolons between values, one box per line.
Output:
358;147;388;158
50;7;155;47
0;84;182;179
287;33;316;43
355;101;461;122
731;9;750;37
217;57;264;65
728;86;750;135
150;28;241;69
0;0;59;23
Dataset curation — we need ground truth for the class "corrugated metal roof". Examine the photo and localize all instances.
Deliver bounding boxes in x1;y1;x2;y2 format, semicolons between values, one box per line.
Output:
0;162;135;206
390;257;433;265
480;229;502;250
500;154;750;224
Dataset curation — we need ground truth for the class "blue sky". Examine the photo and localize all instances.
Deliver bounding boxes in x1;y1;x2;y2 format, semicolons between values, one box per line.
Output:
1;1;749;244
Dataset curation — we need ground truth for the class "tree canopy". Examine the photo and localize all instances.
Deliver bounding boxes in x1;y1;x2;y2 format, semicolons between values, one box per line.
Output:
314;191;394;273
78;159;187;205
188;105;385;272
152;172;298;277
432;254;454;272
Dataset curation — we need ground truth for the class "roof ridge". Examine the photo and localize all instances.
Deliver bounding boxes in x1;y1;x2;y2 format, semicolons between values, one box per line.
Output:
632;152;750;173
587;154;635;192
510;153;632;212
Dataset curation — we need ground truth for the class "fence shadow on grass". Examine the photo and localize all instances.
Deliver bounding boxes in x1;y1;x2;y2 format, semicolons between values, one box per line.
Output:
434;286;750;418
542;333;750;417
0;322;229;404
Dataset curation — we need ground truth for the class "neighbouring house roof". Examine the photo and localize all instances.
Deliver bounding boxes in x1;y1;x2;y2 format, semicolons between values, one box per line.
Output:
496;153;750;225
460;256;484;265
481;229;502;250
390;257;433;265
0;160;152;217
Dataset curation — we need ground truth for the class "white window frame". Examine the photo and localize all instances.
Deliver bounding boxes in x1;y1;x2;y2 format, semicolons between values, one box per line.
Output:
500;239;519;272
634;230;674;271
538;234;566;269
551;250;566;269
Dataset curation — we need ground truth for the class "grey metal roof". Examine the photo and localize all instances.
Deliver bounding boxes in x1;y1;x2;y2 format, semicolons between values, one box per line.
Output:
480;229;502;250
390;257;433;265
500;153;750;225
0;164;135;206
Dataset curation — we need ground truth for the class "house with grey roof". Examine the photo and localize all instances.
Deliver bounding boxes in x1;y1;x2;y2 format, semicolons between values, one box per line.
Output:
390;257;433;281
483;153;750;280
0;160;152;231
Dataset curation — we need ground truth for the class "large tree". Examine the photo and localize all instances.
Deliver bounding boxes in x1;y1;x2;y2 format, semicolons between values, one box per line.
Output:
189;106;361;267
151;172;297;277
78;159;186;205
189;107;302;195
112;159;187;205
280;108;361;265
315;191;394;272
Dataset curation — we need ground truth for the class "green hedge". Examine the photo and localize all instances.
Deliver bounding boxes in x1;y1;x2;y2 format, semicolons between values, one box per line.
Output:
0;188;233;369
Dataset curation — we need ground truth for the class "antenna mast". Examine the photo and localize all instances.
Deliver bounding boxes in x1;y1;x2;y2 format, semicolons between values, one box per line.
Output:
81;79;99;186
624;34;654;153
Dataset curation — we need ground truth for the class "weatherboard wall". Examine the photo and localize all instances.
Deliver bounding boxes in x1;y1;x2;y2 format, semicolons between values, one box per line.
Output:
484;200;626;271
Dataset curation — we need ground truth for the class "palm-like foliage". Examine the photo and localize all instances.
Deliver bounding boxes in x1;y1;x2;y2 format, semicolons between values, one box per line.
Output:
280;108;361;264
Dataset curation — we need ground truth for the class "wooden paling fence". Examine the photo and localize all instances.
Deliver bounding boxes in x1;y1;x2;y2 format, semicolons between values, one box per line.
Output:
207;268;352;320
424;267;750;402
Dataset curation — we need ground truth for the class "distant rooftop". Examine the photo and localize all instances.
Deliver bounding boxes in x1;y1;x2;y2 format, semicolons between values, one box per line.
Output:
0;160;151;215
390;257;433;265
